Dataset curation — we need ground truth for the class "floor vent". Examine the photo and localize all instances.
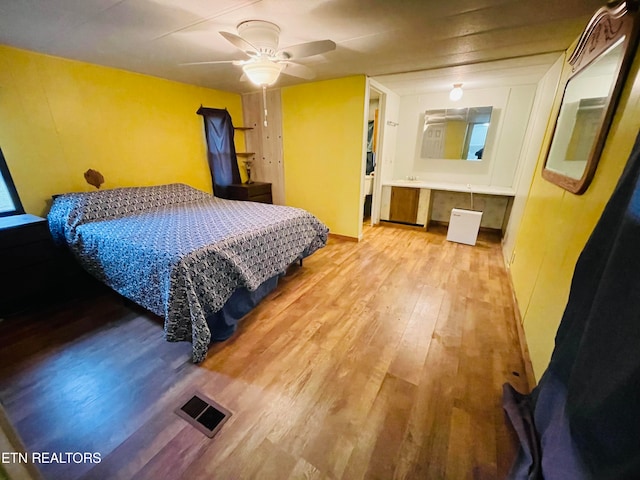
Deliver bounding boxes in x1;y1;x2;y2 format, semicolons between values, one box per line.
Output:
175;391;232;438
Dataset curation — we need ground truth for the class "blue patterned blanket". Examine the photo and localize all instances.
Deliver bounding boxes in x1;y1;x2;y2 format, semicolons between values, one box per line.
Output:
48;184;328;362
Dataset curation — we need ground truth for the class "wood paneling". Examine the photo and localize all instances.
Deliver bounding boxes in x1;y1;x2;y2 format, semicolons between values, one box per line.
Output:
242;90;285;205
0;224;530;479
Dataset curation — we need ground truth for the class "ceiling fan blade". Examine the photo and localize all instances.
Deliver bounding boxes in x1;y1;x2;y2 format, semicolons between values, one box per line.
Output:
281;62;316;80
180;60;245;66
220;31;259;55
277;40;336;60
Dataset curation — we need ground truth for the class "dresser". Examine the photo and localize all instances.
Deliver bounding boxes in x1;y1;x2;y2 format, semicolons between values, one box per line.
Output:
227;181;273;204
0;214;96;316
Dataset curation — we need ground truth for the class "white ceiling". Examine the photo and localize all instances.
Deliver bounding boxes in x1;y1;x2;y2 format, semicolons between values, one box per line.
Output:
0;0;604;94
373;52;564;95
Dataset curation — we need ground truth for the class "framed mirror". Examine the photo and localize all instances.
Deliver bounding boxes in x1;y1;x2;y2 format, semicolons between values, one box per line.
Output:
542;0;640;194
420;106;493;161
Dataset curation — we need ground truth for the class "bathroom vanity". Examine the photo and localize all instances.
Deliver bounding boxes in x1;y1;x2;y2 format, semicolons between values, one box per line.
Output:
380;180;514;234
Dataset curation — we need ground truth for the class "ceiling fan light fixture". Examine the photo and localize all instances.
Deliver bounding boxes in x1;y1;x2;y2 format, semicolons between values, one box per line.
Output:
449;83;464;101
237;20;280;56
242;57;284;86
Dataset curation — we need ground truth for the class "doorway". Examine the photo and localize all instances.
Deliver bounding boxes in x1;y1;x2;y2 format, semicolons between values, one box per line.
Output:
361;81;387;237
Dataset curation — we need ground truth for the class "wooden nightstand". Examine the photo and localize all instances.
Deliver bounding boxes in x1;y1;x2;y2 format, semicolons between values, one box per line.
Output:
0;215;57;315
227;182;273;204
0;214;99;316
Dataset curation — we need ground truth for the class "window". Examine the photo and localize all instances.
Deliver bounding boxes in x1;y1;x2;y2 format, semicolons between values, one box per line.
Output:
0;148;24;217
464;123;490;160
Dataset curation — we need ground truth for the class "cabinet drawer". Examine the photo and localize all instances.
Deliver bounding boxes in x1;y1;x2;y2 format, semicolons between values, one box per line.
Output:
0;243;56;271
0;220;50;249
250;193;273;204
247;183;271;197
227;182;272;203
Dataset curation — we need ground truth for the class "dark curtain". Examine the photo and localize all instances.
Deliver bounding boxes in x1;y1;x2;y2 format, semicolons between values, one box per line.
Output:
504;130;640;479
366;152;375;175
197;107;240;198
366;121;376;175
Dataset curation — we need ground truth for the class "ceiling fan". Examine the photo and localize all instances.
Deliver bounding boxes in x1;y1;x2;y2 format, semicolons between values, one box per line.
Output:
184;20;336;87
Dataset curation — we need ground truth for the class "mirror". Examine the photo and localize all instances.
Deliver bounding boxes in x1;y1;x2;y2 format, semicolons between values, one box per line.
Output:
420;106;493;161
542;1;639;194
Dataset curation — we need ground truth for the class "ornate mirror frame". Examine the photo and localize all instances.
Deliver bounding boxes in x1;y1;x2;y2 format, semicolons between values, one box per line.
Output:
542;1;640;194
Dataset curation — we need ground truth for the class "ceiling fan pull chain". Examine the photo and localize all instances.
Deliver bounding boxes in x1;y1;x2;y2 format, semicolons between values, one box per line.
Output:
262;85;269;127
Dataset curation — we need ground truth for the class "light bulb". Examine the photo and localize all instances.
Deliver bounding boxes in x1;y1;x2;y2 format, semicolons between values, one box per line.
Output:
242;58;283;86
449;83;463;101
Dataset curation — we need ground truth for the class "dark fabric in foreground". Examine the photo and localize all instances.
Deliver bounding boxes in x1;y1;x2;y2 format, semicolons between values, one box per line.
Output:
504;130;640;479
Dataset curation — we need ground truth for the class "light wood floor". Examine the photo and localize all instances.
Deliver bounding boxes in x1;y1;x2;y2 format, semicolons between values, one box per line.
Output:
0;223;530;480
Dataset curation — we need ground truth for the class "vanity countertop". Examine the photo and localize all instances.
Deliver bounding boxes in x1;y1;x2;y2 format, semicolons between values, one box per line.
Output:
382;180;515;196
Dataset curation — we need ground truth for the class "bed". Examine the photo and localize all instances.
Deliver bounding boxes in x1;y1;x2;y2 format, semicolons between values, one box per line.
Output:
47;183;328;362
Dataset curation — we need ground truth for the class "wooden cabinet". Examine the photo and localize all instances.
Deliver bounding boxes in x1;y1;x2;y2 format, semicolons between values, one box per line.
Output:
389;187;420;224
227;181;273;204
0;214;98;316
241;90;285;205
0;215;59;315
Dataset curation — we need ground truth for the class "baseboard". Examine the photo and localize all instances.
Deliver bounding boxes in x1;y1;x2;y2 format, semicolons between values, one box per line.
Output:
328;232;359;242
379;220;426;229
428;219;502;235
506;269;537;391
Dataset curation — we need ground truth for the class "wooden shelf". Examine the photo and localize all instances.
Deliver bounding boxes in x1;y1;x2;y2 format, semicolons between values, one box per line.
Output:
234;127;253;131
236;152;255;156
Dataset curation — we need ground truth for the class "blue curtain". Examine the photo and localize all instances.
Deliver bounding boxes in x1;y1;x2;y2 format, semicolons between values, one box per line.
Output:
197;107;240;198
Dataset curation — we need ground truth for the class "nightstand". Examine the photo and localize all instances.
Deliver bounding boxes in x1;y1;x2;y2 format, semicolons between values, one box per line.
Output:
0;214;98;316
0;215;56;315
227;182;273;204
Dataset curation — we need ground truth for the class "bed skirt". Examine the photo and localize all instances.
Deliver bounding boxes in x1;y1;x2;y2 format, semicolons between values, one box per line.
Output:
205;274;280;342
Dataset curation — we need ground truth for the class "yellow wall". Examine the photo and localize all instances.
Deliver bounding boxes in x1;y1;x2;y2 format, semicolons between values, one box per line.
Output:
0;45;244;216
281;76;366;238
510;47;640;380
444;120;466;159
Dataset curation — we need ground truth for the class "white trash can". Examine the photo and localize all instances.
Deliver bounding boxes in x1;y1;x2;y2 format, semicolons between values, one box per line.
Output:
446;208;483;246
